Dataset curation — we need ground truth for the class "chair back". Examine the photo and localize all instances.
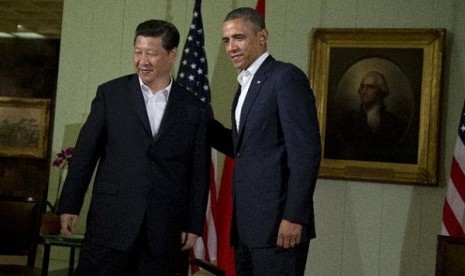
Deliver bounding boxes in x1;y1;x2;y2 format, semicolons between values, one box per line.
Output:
436;234;465;276
0;196;43;267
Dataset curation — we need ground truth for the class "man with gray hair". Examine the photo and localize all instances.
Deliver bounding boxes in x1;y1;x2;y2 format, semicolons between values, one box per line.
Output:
335;70;406;162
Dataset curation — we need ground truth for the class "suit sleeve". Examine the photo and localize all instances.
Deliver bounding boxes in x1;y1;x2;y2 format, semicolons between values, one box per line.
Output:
56;87;106;216
277;65;321;225
187;105;211;235
208;117;234;157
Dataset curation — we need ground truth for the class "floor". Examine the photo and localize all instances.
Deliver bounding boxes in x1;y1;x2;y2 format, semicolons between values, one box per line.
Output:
0;247;215;276
45;267;212;275
47;268;70;276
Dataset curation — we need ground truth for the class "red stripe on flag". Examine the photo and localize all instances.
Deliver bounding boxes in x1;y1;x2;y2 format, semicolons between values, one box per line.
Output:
217;156;236;275
441;101;465;238
443;200;465;237
255;0;266;18
206;161;219;262
450;157;465;201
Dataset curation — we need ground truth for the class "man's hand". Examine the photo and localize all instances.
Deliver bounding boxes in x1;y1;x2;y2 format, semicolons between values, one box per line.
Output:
276;219;302;249
60;213;78;237
180;232;199;250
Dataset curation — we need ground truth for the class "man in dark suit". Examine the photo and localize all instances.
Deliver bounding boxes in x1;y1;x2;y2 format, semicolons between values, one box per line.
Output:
57;19;210;275
210;7;321;276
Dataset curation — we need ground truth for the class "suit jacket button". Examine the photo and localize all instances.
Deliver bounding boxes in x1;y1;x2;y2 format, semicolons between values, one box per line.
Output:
237;152;240;157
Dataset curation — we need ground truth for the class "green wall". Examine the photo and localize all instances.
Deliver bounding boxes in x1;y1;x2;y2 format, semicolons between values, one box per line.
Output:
49;0;465;275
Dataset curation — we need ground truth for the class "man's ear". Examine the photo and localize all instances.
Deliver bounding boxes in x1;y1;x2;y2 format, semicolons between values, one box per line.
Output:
259;29;269;45
169;47;178;58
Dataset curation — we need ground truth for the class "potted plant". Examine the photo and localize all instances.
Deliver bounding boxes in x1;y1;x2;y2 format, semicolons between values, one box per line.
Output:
41;146;74;235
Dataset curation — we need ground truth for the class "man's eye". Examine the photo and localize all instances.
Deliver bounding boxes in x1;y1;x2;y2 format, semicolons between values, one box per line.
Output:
144;51;158;57
360;84;376;90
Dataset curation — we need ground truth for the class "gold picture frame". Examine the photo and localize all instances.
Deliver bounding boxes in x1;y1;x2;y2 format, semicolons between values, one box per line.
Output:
310;28;445;185
0;97;51;158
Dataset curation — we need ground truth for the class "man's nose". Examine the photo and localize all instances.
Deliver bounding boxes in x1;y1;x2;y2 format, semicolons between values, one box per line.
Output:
138;54;150;64
358;84;368;93
226;41;237;52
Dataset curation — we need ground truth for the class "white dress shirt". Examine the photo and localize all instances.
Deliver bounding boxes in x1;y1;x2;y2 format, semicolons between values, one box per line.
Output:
140;77;172;136
235;52;269;130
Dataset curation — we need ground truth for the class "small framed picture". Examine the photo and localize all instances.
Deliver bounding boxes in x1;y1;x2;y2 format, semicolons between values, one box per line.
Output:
0;97;51;158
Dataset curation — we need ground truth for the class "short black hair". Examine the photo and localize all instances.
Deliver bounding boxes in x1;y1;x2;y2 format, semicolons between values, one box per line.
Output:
134;19;180;51
224;7;265;32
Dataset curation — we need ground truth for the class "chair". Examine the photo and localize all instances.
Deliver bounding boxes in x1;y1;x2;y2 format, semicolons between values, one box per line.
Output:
175;249;225;276
436;234;465;276
0;196;43;275
190;257;225;276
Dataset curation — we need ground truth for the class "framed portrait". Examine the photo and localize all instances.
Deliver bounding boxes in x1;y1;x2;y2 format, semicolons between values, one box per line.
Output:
310;28;445;185
0;97;51;158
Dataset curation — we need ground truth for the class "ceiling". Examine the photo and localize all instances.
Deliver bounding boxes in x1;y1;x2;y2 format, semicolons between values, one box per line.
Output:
0;0;63;39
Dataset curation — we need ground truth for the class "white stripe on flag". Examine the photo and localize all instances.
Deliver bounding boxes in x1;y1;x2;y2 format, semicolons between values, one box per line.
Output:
455;139;465;173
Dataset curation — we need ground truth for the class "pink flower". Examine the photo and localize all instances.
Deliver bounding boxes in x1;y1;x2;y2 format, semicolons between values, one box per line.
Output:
49;146;74;212
52;146;74;169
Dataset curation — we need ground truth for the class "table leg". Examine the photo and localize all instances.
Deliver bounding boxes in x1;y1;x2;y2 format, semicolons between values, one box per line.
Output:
41;243;51;276
68;247;75;276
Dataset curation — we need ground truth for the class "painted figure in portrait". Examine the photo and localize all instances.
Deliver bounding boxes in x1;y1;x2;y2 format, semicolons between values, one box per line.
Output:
324;54;420;164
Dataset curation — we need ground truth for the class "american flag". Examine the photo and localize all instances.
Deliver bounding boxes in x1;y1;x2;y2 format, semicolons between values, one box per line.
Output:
441;101;465;237
177;0;210;104
176;0;218;271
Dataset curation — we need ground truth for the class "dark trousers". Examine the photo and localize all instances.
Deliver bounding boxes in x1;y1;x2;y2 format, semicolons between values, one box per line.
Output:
74;227;176;276
234;240;310;276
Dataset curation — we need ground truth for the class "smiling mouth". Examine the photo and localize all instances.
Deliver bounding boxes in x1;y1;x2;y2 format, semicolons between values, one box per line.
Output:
139;69;152;74
230;54;242;62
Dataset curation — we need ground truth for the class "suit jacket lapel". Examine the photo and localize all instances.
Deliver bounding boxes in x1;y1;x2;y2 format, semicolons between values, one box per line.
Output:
127;75;152;136
231;85;241;146
235;56;274;150
154;82;184;141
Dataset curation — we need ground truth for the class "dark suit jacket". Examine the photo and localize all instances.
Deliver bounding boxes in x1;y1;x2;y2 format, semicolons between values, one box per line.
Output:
211;56;321;248
57;74;210;256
